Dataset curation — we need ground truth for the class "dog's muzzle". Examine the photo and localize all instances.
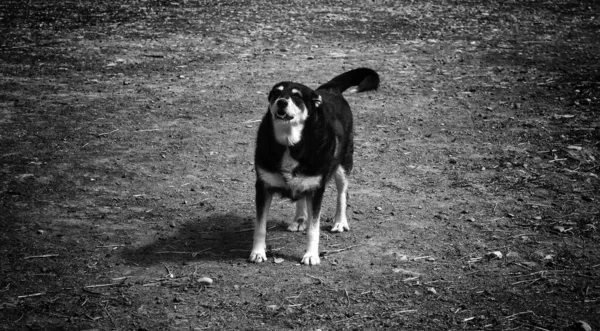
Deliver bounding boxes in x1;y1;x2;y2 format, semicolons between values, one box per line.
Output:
274;99;293;120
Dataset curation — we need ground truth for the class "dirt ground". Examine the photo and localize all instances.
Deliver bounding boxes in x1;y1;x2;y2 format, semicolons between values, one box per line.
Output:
1;0;599;330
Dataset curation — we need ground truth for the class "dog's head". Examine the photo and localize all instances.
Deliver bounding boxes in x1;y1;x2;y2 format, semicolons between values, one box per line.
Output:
267;82;322;122
266;82;322;146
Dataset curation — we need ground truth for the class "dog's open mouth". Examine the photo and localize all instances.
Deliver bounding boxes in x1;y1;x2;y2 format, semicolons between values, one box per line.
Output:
275;109;294;121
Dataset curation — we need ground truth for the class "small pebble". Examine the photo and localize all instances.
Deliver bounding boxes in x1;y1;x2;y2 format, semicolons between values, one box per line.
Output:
486;251;503;259
197;277;213;285
575;320;592;331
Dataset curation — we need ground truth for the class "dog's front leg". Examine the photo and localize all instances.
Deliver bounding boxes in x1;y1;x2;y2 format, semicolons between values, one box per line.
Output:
301;190;324;266
249;181;272;263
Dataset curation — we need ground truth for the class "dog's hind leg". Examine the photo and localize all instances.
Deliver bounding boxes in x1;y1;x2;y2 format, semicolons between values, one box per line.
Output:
331;166;350;233
249;182;272;263
286;198;308;232
301;190;324;266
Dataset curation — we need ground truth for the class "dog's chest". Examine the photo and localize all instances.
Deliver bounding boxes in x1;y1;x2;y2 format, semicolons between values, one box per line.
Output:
257;149;322;196
280;149;299;176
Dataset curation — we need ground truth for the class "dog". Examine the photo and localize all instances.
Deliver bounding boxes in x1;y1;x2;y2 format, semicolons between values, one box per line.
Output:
249;68;380;265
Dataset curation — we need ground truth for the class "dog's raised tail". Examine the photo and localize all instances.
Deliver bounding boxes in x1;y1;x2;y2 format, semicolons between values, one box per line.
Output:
316;68;380;94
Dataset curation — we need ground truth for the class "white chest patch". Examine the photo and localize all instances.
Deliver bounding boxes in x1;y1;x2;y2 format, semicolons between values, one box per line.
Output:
280;149;298;173
270;96;308;146
272;118;305;146
257;149;322;196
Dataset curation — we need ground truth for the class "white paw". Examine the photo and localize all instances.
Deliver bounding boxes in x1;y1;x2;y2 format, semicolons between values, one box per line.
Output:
301;253;321;266
249;250;267;263
330;220;349;233
286;218;307;232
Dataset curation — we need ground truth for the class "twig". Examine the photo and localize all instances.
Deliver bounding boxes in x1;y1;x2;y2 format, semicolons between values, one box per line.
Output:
96;245;126;248
323;244;361;255
549;158;567;163
504;310;533;319
17;292;45;299
84;314;101;321
395;309;417;314
135;128;161;132
241;119;261;124
23;254;59;260
286;292;303;301
412;255;433;261
526;203;552;208
164;265;174;278
103;302;117;329
345;289;350;307
141;282;161;287
510;233;535;238
191;247;213;257
98;129;119;136
155;247;212;257
84;283;122;289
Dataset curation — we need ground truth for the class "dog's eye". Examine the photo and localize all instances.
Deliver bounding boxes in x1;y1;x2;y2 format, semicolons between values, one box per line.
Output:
291;92;302;99
269;89;281;99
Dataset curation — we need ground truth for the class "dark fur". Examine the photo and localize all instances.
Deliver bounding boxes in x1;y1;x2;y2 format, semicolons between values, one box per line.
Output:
255;68;379;196
251;68;380;264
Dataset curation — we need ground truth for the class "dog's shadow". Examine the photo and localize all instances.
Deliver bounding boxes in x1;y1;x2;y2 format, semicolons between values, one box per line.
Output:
122;213;303;266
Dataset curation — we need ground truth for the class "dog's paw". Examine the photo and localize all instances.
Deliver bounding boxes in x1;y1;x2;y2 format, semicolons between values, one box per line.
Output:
301;253;321;266
248;250;267;263
330;220;349;233
286;217;307;232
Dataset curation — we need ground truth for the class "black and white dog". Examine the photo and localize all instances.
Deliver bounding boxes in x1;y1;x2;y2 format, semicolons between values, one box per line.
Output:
250;68;380;265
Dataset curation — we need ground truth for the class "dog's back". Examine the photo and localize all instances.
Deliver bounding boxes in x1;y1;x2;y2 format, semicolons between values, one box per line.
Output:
314;67;380;174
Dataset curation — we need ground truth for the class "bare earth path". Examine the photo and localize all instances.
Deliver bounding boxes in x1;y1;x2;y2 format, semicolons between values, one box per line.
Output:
1;1;599;330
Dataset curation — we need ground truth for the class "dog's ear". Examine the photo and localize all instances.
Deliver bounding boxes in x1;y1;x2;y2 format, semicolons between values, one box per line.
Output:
312;93;323;108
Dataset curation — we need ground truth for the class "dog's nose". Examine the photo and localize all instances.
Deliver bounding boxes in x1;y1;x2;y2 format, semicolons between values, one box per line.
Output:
276;99;288;108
